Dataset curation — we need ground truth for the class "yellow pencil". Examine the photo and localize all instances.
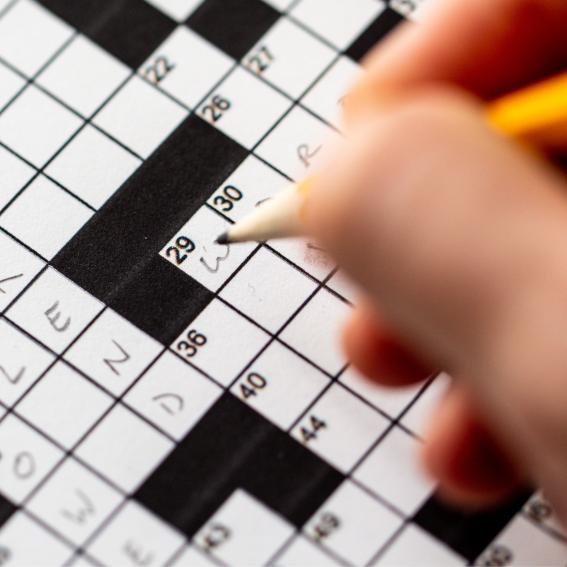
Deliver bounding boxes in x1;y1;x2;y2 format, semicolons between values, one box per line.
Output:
217;71;567;245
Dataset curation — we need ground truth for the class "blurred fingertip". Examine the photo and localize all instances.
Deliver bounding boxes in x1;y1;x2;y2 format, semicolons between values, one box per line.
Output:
343;306;431;386
422;389;525;508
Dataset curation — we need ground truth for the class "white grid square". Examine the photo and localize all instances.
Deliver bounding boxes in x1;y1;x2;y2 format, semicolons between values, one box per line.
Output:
291;384;390;473
124;351;222;440
0;175;93;260
304;481;402;565
17;361;113;449
302;55;361;129
523;492;566;540
46;125;141;210
0;0;72;76
144;0;205;21
87;500;185;566
160;206;256;292
280;288;350;375
376;525;464;566
231;341;329;430
172;299;270;387
256;104;339;180
207;154;289;223
66;555;98;567
141;26;232;108
220;247;318;334
277;535;339;566
0;61;25;110
0;512;72;565
37;35;129;117
340;366;422;420
94;75;187;158
390;0;432;22
243;17;336;99
0;85;82;167
0;231;45;313
27;458;122;546
194;490;294;565
0;318;54;407
76;404;174;492
0;145;34;211
291;0;385;50
269;238;335;282
170;545;218;566
65;308;162;397
326;269;360;303
197;67;291;149
263;0;294;11
0;414;62;503
355;427;434;515
7;267;103;354
478;516;567;566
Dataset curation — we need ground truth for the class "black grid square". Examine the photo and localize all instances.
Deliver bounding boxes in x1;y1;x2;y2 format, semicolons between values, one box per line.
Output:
346;7;406;62
0;492;15;529
413;490;532;562
54;114;248;312
135;393;344;537
108;255;214;344
38;0;176;69
187;0;280;60
37;0;104;31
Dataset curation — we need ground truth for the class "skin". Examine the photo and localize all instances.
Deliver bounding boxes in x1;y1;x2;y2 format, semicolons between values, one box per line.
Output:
306;0;567;517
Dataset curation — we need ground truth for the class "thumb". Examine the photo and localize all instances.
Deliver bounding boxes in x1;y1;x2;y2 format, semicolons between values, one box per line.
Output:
307;88;567;516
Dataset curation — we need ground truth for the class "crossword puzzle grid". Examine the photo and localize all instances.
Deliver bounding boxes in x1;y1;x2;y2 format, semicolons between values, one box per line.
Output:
0;0;565;565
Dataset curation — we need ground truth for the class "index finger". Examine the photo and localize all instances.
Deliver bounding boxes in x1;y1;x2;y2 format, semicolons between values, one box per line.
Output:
346;0;567;123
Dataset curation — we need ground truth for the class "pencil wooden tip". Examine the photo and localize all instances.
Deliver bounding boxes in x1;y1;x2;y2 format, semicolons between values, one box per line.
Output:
215;231;230;245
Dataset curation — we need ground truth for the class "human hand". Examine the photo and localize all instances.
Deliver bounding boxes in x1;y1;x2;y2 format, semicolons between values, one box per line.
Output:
307;0;567;518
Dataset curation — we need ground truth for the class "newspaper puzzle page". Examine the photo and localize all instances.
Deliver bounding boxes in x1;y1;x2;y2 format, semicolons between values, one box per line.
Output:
0;0;566;565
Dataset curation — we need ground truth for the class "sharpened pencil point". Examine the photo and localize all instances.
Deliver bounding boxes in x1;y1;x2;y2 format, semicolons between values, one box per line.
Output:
215;231;230;245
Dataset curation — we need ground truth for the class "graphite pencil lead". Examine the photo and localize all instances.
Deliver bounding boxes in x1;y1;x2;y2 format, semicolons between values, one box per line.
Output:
215;231;230;245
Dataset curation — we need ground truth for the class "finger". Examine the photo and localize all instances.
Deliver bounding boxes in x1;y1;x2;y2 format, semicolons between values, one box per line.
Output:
307;88;567;511
308;89;567;374
343;301;432;386
422;386;524;507
345;0;567;126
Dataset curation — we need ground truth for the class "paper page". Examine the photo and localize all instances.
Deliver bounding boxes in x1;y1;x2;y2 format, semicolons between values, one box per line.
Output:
0;0;565;565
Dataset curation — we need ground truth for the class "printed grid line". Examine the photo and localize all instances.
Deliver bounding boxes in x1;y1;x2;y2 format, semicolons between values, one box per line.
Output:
0;1;438;562
520;500;567;544
137;2;433;561
52;2;356;555
147;0;414;486
0;315;172;563
163;542;226;567
0;0;346;285
0;0;342;293
0;51;142;212
1;310;177;443
1;1;557;565
268;532;350;567
166;223;428;562
525;517;567;543
266;372;436;565
0;237;47;303
0;0;17;19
